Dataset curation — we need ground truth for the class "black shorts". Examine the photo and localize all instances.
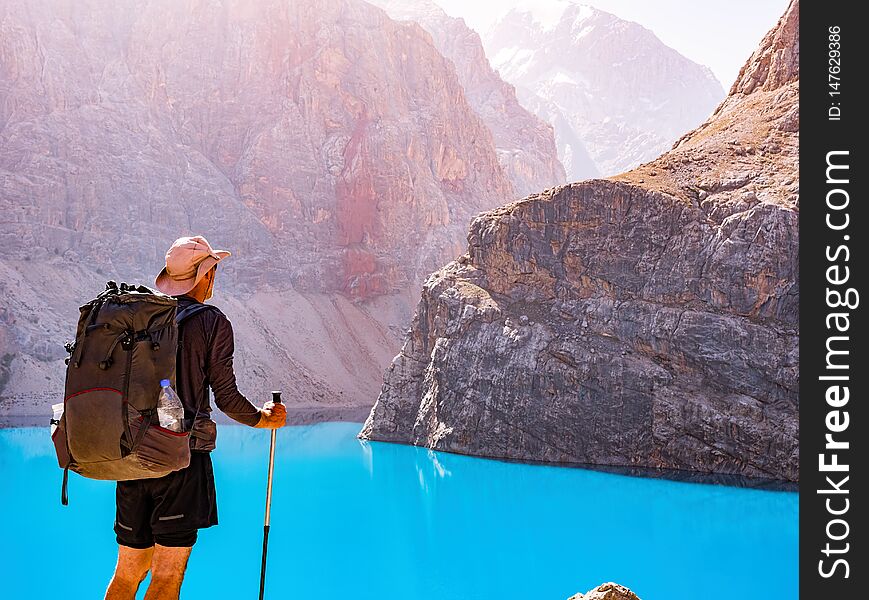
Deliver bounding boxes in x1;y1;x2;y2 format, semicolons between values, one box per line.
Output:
114;451;218;548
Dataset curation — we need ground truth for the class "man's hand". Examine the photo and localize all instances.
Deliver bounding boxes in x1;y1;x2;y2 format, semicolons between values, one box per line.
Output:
255;401;287;429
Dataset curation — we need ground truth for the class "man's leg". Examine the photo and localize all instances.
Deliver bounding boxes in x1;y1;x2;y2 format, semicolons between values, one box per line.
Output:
140;451;214;598
105;544;154;600
143;544;193;600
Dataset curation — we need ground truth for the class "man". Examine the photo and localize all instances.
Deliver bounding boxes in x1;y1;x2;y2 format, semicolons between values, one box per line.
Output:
105;235;287;600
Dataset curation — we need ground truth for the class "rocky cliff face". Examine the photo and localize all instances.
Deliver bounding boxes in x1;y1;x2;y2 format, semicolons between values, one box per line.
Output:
369;0;566;198
360;0;799;481
483;0;725;180
0;0;519;414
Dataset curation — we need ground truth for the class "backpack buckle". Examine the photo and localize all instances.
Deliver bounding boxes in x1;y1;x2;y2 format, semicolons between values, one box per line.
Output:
120;331;134;351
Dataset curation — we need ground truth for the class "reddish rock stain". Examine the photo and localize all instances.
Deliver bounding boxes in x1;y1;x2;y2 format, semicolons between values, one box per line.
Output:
335;106;383;298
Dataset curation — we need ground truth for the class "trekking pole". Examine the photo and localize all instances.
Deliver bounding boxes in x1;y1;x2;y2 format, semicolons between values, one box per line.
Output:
259;390;282;600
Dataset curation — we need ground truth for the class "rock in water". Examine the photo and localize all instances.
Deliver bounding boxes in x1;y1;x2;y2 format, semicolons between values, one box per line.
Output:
360;0;799;482
568;582;641;600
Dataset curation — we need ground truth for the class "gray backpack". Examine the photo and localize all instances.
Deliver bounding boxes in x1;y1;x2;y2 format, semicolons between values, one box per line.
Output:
53;282;210;505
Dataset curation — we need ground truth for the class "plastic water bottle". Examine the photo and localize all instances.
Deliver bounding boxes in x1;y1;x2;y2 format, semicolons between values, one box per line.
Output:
156;379;185;432
50;402;64;436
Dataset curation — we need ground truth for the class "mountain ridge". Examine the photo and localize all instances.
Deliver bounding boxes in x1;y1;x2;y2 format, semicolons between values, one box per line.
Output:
368;0;566;198
483;0;724;180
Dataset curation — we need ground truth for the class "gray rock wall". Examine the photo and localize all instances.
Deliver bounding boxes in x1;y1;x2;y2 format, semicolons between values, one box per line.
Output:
361;1;800;481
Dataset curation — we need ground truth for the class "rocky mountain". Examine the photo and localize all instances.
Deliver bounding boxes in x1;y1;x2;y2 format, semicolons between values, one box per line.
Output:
368;0;566;198
483;0;725;180
360;0;799;481
568;583;641;600
0;0;523;416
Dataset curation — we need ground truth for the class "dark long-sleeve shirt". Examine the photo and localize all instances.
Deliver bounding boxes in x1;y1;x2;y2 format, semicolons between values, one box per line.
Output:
175;295;260;450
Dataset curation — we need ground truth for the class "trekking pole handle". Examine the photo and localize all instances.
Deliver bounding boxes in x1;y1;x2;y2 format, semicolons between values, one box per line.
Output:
272;390;282;404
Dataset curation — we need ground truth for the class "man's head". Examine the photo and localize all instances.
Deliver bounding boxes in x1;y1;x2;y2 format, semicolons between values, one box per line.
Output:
155;235;230;300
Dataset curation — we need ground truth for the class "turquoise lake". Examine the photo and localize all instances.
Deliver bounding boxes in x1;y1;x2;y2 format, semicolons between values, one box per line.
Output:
0;423;797;599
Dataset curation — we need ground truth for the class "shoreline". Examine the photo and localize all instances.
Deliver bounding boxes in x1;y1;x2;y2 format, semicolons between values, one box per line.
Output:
361;438;800;492
3;406;796;492
0;405;374;429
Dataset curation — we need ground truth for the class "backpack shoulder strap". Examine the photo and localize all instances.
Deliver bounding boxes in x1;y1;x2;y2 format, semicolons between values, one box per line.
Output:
175;302;215;325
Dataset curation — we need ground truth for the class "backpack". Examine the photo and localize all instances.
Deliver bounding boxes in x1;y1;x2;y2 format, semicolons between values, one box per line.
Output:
52;281;211;506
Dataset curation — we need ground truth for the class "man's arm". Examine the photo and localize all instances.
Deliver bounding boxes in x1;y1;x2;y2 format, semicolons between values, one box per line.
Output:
207;314;264;427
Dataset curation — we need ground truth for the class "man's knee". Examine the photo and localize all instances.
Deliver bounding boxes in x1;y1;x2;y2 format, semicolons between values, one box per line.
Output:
110;569;148;591
130;568;148;585
106;545;152;599
115;545;154;581
150;544;193;583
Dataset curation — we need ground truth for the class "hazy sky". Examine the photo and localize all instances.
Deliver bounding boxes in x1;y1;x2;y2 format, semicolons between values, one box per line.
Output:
434;0;790;89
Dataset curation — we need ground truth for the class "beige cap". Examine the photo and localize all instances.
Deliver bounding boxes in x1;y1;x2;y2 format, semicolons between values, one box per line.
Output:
155;235;230;296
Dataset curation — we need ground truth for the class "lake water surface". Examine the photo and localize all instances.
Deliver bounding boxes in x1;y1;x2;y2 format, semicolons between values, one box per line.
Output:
0;423;797;599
